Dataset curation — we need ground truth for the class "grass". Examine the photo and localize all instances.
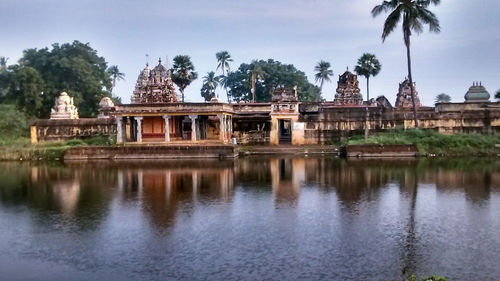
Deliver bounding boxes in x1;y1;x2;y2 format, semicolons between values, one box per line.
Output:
345;129;500;156
0;135;115;161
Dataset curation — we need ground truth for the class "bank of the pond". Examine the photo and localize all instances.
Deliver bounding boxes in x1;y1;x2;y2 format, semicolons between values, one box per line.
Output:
346;129;500;157
0;136;114;161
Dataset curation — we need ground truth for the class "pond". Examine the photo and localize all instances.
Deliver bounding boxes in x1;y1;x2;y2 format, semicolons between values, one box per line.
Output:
0;157;499;280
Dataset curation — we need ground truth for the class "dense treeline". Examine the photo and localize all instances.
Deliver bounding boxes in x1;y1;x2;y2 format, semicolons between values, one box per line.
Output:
0;41;118;118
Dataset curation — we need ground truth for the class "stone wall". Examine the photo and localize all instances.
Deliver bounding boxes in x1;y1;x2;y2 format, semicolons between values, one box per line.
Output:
30;118;116;143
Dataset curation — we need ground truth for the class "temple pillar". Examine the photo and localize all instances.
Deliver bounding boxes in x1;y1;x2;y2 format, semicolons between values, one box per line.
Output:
163;115;170;142
189;115;197;141
218;114;225;141
135;116;143;143
116;117;124;144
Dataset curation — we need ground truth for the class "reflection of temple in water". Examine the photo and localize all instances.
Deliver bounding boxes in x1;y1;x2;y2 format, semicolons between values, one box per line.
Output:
269;158;304;204
117;161;234;229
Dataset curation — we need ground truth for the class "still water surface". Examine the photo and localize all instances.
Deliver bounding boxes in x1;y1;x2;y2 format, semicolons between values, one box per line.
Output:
0;157;499;280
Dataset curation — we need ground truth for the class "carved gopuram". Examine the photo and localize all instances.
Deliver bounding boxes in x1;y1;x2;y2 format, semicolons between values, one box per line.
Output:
333;69;363;105
395;78;421;108
112;59;233;144
50;92;79;120
131;59;178;104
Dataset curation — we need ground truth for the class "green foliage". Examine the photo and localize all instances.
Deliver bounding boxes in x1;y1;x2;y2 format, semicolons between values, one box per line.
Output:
216;51;233;102
226;59;322;102
0;104;29;144
107;65;125;93
347;129;500;155
65;135;114;146
435;93;451;104
200;71;220;101
171;55;198;102
4;66;44;117
314;60;334;93
354;53;382;101
9;40;114;118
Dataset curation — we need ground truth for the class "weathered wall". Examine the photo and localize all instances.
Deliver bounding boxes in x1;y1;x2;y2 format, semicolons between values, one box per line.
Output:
30;118;116;143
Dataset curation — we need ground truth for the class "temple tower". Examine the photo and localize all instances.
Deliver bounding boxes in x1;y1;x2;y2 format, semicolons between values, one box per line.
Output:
395;78;421;108
333;69;363;105
131;58;178;103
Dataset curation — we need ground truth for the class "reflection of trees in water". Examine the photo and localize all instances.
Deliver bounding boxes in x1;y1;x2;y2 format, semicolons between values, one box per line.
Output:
0;162;116;230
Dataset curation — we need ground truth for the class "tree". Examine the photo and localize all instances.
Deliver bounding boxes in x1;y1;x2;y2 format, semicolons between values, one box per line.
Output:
372;0;441;127
200;71;220;101
250;61;265;103
18;40;113;117
5;66;44;117
495;90;500;101
314;60;333;94
434;93;451;104
0;57;8;72
216;51;233;102
107;65;125;94
171;55;198;102
225;59;322;102
354;53;382;101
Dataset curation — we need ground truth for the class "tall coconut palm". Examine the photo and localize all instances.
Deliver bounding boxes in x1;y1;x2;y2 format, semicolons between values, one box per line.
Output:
202;71;220;99
106;65;125;93
314;60;333;94
354;53;382;101
372;0;441;127
216;51;233;103
250;61;265;103
171;55;198;102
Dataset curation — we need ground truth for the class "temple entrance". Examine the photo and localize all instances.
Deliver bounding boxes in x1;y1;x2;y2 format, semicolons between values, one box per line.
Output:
278;119;291;144
142;116;164;141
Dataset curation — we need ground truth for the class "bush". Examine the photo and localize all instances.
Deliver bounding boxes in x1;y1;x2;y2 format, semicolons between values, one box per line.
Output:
0;104;30;144
347;129;500;155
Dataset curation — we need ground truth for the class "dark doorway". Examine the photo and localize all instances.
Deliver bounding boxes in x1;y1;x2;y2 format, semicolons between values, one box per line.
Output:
278;119;292;144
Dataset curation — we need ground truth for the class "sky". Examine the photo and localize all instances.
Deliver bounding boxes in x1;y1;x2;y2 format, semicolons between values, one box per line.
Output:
1;0;499;106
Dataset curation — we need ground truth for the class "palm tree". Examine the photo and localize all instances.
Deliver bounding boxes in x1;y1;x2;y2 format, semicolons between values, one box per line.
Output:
314;61;333;94
106;65;125;93
171;55;198;102
434;93;451;104
216;51;233;102
202;71;220;100
250;61;265;103
354;53;382;101
372;0;441;127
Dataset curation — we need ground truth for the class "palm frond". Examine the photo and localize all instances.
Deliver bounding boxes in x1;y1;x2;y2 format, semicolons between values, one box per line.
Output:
381;6;402;41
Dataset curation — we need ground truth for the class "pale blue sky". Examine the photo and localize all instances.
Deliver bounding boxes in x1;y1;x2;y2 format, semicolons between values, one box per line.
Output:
1;0;499;105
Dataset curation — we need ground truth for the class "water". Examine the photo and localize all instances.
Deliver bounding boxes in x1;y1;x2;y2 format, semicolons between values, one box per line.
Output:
0;157;499;280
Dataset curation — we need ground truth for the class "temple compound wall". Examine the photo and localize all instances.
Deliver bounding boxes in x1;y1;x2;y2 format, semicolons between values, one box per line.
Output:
29;64;500;146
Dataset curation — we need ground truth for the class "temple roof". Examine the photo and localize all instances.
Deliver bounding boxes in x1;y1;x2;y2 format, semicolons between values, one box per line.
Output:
465;82;490;103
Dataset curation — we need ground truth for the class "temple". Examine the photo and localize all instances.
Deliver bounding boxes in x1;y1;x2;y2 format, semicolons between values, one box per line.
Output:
30;61;500;147
333;69;363;105
395;78;421;108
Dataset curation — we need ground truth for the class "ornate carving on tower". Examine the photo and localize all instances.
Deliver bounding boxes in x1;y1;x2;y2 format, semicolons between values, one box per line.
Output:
333;69;363;105
50;92;79;119
131;58;178;103
271;87;299;114
395;78;421;108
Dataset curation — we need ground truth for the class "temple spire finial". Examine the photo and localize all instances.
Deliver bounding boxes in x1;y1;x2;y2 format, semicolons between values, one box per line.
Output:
158;57;162;65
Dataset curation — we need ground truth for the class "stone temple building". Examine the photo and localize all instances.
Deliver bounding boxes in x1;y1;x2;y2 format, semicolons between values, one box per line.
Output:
395;78;421;108
333;69;363;105
131;59;178;104
30;61;500;145
465;82;490;103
